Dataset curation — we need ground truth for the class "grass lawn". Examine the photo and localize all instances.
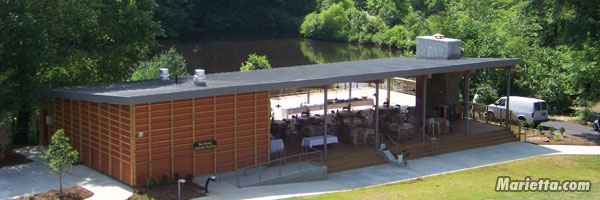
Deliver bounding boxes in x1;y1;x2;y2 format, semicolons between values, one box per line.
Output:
296;155;599;200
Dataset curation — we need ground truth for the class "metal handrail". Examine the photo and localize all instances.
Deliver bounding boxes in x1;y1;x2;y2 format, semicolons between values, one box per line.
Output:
230;148;323;187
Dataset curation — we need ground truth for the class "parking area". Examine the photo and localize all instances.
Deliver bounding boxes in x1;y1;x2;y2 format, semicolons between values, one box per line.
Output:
542;119;600;144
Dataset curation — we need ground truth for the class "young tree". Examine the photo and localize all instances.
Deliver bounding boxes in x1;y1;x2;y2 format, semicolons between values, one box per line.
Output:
42;129;79;193
131;47;190;81
240;54;272;71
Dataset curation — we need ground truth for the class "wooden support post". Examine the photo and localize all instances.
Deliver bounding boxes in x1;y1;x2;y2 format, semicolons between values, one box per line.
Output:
148;103;152;179
234;94;238;169
464;73;470;135
192;98;196;175
375;82;380;147
130;105;136;185
323;87;328;158
387;78;391;106
170;101;174;179
506;67;511;129
422;77;427;142
212;97;217;173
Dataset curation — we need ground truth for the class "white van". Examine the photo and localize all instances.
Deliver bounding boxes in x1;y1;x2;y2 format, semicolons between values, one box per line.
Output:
488;96;549;125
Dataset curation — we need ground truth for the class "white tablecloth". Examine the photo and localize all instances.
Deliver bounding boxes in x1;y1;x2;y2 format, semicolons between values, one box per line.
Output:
270;139;284;153
301;135;338;148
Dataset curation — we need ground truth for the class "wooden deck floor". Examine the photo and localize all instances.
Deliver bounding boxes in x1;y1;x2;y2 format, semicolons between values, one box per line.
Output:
276;120;516;173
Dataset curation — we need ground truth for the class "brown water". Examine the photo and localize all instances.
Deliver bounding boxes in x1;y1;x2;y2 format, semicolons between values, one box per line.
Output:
159;31;405;74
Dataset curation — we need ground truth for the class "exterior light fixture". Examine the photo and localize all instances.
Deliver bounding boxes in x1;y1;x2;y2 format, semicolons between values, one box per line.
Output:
205;176;216;193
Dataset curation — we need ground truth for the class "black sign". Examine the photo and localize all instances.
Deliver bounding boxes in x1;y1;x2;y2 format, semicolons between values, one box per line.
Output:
194;140;217;150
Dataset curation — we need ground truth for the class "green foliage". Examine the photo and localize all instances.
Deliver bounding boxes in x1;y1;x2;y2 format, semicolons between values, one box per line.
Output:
472;83;498;105
366;0;410;26
300;3;350;41
149;177;157;188
0;0;162;144
576;109;592;122
240;54;272;71
42;129;79;193
520;120;528;128
559;127;566;135
552;133;563;142
154;0;192;38
373;25;414;50
195;0;315;32
536;123;543;132
131;47;189;81
185;174;194;182
549;126;556;135
162;174;168;184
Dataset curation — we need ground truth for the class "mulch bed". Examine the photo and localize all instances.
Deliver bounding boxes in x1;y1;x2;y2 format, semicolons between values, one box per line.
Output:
13;186;94;200
129;182;206;200
0;148;33;168
526;134;599;146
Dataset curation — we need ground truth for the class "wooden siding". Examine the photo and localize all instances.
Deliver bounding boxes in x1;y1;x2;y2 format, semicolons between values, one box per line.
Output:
41;91;270;186
43;99;133;185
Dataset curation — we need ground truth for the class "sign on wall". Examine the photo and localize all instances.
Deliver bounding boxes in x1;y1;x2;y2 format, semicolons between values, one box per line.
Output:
194;140;217;150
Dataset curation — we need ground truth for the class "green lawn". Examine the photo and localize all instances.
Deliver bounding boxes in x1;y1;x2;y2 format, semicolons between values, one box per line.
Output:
296;155;600;200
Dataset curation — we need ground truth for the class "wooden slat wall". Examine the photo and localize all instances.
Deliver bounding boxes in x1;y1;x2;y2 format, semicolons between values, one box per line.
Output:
41;91;270;186
133;91;270;186
44;99;133;185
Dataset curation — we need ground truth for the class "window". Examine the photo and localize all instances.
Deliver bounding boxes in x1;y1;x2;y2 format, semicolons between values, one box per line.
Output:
541;102;547;110
534;102;542;111
496;99;506;107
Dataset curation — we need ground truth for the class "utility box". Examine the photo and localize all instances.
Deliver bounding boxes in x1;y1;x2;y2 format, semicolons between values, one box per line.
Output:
416;36;461;60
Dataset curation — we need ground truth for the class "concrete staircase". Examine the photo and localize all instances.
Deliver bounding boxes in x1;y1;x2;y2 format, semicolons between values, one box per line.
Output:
321;147;386;173
395;129;518;160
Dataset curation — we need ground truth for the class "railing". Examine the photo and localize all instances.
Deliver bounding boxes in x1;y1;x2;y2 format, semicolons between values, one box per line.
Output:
467;102;523;140
215;152;271;182
217;148;323;188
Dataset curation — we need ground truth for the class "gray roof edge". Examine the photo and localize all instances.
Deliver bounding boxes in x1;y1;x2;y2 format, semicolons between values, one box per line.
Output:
40;58;521;105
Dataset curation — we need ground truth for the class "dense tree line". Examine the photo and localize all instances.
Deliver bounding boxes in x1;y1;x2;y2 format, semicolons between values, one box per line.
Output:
0;0;162;145
300;0;600;114
154;0;316;38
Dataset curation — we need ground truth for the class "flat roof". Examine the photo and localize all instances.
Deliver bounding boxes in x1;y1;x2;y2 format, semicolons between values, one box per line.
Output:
41;57;520;105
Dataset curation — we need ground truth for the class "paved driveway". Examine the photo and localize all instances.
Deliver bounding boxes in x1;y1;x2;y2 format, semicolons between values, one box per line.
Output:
542;119;600;143
0;146;133;200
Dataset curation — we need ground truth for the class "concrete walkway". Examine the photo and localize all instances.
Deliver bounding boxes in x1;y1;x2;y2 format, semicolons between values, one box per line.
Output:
0;146;132;200
199;142;600;200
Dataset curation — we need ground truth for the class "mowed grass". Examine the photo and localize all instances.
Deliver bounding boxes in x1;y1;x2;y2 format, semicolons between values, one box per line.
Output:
296;155;600;200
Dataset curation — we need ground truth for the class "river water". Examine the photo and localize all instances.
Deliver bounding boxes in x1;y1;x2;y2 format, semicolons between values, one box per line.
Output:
159;31;405;74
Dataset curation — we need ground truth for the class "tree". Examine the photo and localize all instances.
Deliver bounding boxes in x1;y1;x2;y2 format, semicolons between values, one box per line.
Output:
42;129;79;193
240;54;272;71
0;0;162;144
131;47;190;81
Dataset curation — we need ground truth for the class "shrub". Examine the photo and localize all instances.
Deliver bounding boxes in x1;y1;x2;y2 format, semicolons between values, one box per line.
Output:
552;133;563;142
374;25;412;49
162;174;168;184
185;174;194;182
559;127;566;135
240;54;272;71
174;173;180;181
536;123;544;132
576;109;592;122
148;177;157;188
300;3;350;41
549;126;556;135
131;47;189;81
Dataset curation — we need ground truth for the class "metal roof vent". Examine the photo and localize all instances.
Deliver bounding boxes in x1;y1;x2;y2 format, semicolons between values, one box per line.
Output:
416;34;461;60
159;68;169;81
194;69;206;86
